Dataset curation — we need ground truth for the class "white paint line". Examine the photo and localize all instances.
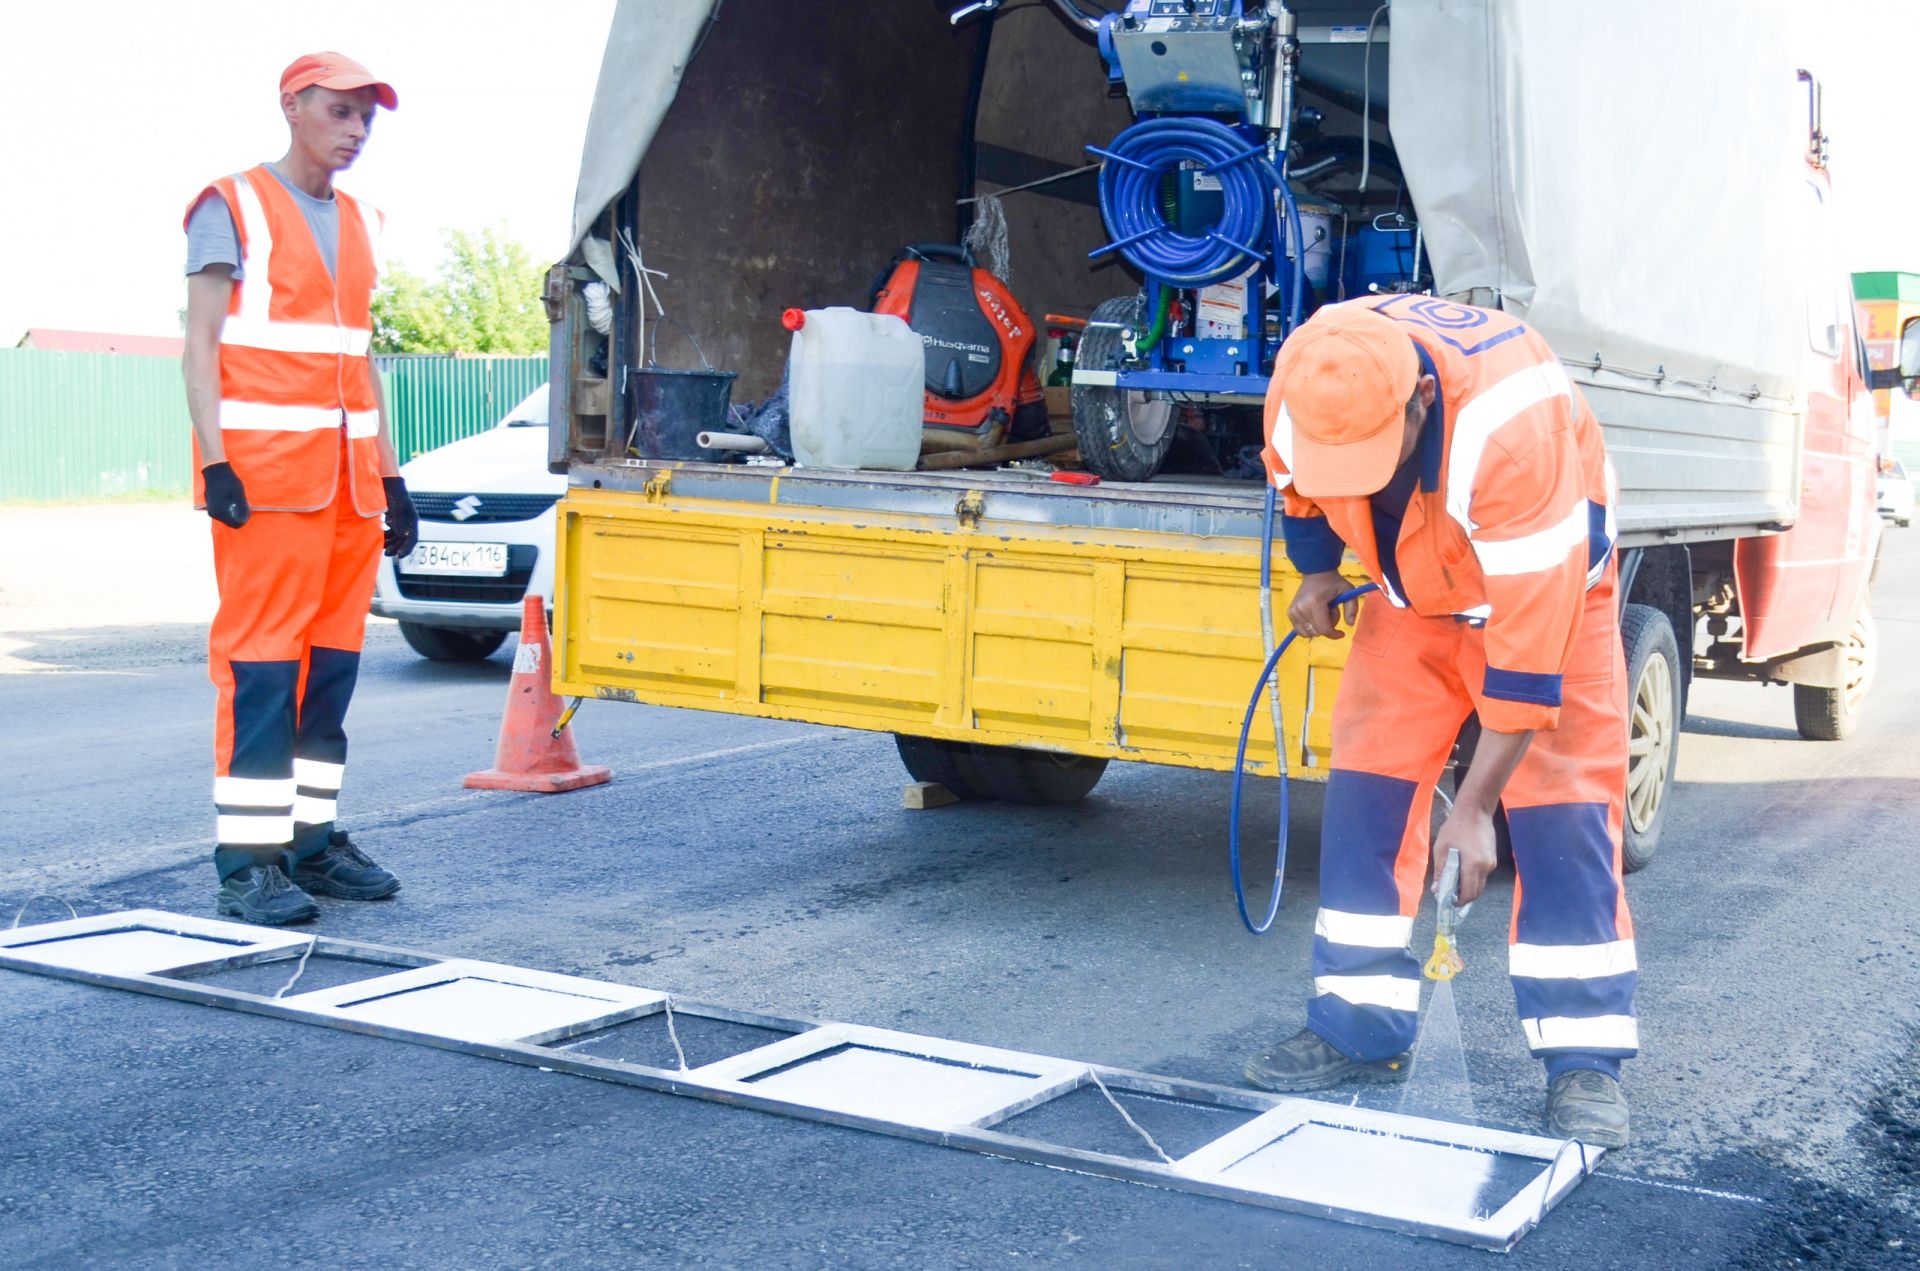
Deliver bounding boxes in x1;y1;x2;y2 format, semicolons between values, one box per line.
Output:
1603;1172;1770;1208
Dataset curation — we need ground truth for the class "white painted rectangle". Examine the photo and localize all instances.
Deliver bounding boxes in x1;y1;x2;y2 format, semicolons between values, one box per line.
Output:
6;930;260;976
1218;1122;1537;1227
284;960;666;1045
0;910;310;976
748;1045;1047;1129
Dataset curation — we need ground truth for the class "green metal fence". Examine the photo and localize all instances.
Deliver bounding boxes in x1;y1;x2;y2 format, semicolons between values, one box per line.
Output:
0;350;547;502
377;354;550;461
0;350;192;501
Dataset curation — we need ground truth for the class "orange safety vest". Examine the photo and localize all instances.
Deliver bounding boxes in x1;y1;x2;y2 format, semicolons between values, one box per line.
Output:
186;165;386;515
1263;297;1618;734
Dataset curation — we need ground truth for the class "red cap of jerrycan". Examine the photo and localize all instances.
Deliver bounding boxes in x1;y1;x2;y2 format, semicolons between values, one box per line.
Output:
782;308;806;332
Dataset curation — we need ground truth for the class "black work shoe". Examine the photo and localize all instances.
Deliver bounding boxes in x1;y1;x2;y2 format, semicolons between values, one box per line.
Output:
289;831;401;901
1244;1027;1413;1093
216;864;320;926
1546;1070;1631;1148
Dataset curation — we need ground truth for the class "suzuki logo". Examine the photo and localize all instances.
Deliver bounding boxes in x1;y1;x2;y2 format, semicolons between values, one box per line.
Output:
451;495;482;522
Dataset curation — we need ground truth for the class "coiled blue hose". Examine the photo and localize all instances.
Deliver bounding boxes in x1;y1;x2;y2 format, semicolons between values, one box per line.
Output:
1231;484;1377;934
1090;116;1282;288
1088;116;1307;331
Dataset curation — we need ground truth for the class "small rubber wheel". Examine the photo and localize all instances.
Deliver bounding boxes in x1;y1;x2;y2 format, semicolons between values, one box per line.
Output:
398;622;509;662
1071;294;1177;483
1622;603;1681;872
1793;608;1875;741
893;735;1107;805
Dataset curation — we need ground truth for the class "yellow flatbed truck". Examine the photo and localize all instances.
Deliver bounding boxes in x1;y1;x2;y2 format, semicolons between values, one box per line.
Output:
537;1;1885;869
553;465;1347;792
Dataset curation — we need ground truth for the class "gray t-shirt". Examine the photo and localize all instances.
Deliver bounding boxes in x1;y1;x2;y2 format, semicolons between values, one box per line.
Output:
185;163;340;281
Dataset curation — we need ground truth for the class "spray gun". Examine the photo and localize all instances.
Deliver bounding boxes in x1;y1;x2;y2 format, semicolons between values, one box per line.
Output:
1423;848;1474;982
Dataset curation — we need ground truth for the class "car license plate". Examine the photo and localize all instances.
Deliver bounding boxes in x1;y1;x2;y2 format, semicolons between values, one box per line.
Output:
399;542;509;577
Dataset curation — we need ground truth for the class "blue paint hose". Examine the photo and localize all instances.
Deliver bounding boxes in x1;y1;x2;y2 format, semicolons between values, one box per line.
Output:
1231;484;1377;935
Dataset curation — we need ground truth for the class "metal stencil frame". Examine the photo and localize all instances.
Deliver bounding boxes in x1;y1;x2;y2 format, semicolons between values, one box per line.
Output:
1;911;1600;1251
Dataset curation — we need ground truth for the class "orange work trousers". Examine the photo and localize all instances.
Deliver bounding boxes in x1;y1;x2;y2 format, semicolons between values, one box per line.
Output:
209;465;382;880
1308;566;1638;1079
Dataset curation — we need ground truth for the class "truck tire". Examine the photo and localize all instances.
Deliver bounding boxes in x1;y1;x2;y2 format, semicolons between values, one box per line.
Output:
398;622;509;662
1071;295;1177;483
893;735;1107;805
1622;603;1681;872
1793;608;1875;741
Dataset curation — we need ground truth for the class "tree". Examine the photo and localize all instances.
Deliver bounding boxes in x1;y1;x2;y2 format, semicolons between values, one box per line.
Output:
371;226;548;354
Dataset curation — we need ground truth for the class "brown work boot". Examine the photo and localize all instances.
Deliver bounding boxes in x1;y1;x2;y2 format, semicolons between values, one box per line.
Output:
1546;1070;1631;1148
1244;1027;1412;1093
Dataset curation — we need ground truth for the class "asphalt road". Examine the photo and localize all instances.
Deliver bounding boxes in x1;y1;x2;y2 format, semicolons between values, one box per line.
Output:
2;506;1917;1269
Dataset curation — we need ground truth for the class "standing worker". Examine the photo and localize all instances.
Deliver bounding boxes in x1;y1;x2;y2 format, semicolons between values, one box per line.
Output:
182;53;417;925
1243;298;1637;1148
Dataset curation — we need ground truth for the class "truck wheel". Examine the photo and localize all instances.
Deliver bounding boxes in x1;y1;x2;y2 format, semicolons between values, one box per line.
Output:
894;735;978;800
1793;608;1875;741
1622;604;1681;872
398;622;509;662
1071;294;1177;483
893;735;1108;805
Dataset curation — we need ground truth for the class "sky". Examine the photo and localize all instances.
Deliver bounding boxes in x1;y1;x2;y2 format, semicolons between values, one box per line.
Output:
0;1;1914;345
0;0;615;344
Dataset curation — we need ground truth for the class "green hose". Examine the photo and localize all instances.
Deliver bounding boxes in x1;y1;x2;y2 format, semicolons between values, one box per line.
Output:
1136;286;1173;356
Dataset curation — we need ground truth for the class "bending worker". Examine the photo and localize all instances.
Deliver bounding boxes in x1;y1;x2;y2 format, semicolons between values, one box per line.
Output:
182;53;418;925
1243;298;1636;1148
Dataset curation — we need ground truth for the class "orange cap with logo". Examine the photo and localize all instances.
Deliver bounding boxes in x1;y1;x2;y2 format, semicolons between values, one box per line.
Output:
1267;304;1418;498
280;52;398;111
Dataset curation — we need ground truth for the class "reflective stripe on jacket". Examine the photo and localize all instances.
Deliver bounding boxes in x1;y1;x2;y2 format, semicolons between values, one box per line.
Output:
1262;297;1618;733
186;165;386;515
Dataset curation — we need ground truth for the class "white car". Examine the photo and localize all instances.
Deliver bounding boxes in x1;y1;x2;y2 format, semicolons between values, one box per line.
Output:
1878;458;1915;528
371;384;565;660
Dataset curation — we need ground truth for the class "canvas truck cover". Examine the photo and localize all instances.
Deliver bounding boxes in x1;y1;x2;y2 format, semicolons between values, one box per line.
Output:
569;0;716;258
570;0;1814;535
1390;0;1814;533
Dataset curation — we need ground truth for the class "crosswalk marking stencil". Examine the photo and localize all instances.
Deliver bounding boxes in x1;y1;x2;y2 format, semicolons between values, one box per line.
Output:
1;910;1601;1251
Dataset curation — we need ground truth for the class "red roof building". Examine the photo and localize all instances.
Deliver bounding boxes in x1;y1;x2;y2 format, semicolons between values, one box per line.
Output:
15;328;184;357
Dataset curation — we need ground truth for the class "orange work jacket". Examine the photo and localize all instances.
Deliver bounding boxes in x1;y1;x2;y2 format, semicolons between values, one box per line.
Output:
1262;297;1618;733
186;164;386;515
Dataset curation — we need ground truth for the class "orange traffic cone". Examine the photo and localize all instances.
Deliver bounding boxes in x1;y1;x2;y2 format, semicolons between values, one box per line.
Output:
464;594;612;793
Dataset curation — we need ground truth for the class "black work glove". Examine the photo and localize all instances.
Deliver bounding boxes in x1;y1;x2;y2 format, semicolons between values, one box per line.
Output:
382;476;419;558
201;462;251;528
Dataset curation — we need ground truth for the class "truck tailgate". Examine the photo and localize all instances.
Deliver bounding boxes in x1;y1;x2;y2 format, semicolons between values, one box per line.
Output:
552;464;1354;777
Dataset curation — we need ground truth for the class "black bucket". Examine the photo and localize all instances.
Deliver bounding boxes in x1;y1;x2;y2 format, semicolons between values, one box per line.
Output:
628;368;738;461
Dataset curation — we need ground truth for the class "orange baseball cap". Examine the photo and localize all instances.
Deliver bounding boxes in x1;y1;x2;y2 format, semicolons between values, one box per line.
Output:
1267;305;1418;498
280;52;398;111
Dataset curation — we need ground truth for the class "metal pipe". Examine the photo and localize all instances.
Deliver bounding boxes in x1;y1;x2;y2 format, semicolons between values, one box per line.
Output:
1271;4;1298;169
1047;0;1102;34
696;431;771;454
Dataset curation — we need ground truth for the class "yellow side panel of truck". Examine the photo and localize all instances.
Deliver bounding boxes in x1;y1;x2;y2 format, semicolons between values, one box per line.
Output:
553;485;1354;777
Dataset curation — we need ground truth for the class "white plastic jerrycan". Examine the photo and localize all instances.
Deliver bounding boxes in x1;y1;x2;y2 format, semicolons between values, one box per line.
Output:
783;307;925;470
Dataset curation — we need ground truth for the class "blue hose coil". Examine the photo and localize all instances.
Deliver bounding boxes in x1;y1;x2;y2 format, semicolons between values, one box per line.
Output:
1090;116;1284;288
1230;485;1377;934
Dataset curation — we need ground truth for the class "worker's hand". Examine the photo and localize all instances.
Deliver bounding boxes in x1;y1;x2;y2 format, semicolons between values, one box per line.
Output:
381;476;419;558
1287;570;1359;639
1432;805;1499;906
201;462;251;529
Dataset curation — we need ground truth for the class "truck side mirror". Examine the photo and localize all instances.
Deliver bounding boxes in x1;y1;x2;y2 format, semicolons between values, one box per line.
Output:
1900;316;1920;395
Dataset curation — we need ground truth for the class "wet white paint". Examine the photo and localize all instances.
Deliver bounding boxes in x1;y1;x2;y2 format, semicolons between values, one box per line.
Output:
1223;1122;1523;1225
330;975;633;1044
7;929;257;976
749;1046;1045;1129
